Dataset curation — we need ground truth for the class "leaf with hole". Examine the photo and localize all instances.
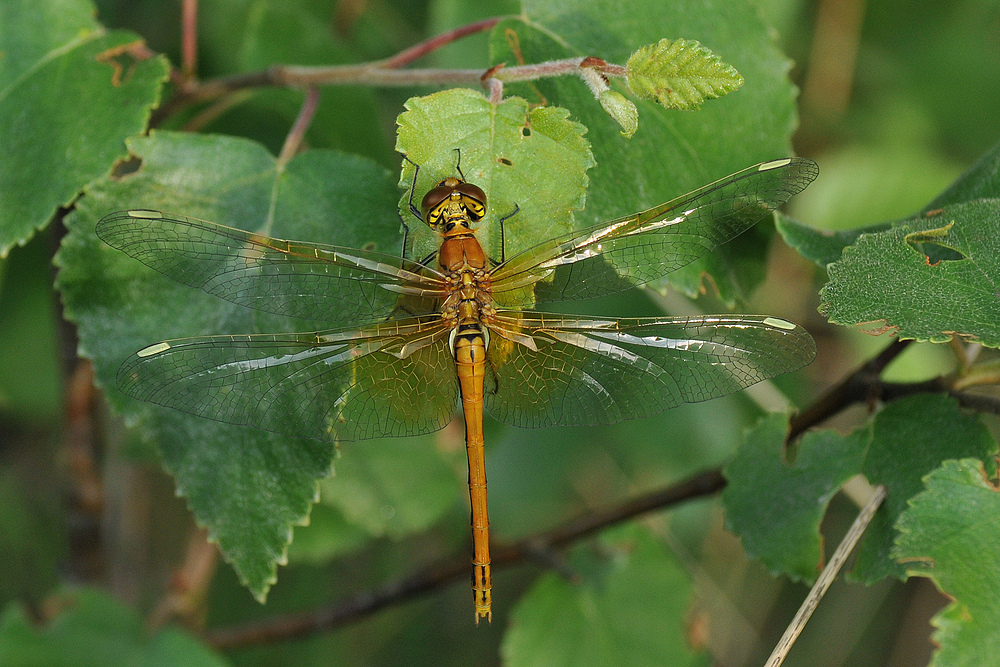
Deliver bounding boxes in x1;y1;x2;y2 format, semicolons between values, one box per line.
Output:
821;200;1000;346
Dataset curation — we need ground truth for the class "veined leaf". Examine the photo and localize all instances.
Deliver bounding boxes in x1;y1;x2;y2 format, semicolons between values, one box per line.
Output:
0;0;167;255
724;395;997;584
893;459;1000;667
626;38;744;111
56;132;458;600
494;0;801;305
396;88;595;263
723;415;869;582
0;587;225;666
778;138;1000;268
821;200;1000;346
502;527;704;667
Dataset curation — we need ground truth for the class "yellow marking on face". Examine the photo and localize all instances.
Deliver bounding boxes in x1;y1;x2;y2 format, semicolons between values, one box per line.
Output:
137;341;171;357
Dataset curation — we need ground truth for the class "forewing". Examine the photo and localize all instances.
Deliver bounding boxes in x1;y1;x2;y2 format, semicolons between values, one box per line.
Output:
489;158;819;307
484;312;815;428
97;210;447;325
117;316;458;441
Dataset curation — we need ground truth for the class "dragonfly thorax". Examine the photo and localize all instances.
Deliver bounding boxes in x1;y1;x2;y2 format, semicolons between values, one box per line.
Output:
438;232;495;338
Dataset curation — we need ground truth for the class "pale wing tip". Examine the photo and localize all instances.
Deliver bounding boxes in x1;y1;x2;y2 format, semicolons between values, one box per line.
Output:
758;158;792;171
137;341;171;357
762;316;797;331
126;209;165;219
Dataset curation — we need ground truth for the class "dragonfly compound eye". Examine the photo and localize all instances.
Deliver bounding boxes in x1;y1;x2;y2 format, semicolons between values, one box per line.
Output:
421;184;455;225
454;182;487;221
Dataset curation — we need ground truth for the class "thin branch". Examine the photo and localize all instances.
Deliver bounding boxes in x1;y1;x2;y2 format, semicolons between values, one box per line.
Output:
787;338;912;442
881;380;1000;415
172;57;596;105
154;16;508;120
181;0;198;82
65;360;103;514
381;17;503;69
204;468;725;650
788;337;1000;444
148;527;218;632
153;15;618;125
181;89;254;133
277;86;320;165
766;485;887;667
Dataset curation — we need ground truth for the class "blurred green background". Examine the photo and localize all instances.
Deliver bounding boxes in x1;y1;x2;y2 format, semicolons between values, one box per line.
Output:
1;0;998;664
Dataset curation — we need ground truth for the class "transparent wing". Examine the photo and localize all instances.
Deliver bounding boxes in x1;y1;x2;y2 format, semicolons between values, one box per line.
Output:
97;210;448;325
489;158;819;307
116;316;458;441
484;311;815;428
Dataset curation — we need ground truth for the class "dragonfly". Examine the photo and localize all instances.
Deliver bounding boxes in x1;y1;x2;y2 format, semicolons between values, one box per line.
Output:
97;156;818;623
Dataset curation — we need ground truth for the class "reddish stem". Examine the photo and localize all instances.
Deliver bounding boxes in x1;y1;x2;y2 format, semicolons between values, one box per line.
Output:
181;0;198;82
381;17;503;69
278;86;320;165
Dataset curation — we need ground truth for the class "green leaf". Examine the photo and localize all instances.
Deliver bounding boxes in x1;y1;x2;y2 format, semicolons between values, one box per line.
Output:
0;233;62;421
924;138;1000;210
724;395;996;585
0;466;63;606
852;394;997;583
502;527;706;667
723;414;869;583
285;502;370;565
626;38;744;111
0;587;226;667
821;200;1000;346
775;214;890;268
396;88;595;263
493;0;802;305
318;437;460;540
597;90;638;138
0;0;168;255
778;138;1000;268
56;132;407;600
892;459;1000;667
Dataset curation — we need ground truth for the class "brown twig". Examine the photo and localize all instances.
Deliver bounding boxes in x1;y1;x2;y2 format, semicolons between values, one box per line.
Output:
788;337;1000;443
154;16;507;121
381;17;503;69
148;527;219;632
162;57;598;112
277;86;320;165
65;360;104;514
151;11;616;126
787;338;912;443
181;0;198;82
204;468;726;650
881;379;1000;414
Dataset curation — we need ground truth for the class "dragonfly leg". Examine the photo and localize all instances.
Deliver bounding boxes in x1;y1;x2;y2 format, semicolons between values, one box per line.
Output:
495;203;520;264
402;154;424;222
398;213;412;259
453;147;466;181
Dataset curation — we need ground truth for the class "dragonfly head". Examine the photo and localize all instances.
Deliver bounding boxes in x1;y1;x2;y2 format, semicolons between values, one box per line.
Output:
421;177;487;229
